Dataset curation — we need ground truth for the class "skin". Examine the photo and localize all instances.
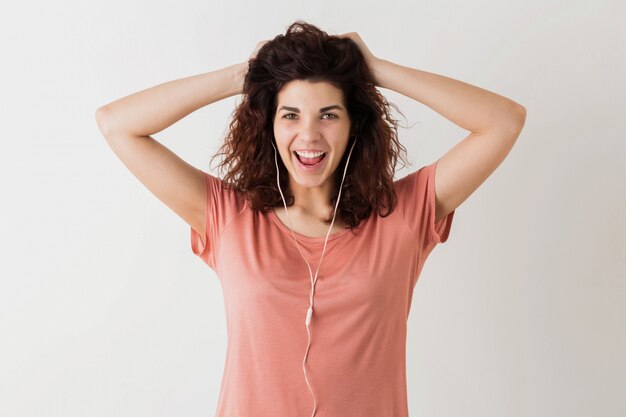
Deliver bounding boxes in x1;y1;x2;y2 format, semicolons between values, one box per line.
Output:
96;31;525;244
272;79;352;224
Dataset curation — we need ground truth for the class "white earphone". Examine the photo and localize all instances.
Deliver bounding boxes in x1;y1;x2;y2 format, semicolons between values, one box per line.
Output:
271;131;358;417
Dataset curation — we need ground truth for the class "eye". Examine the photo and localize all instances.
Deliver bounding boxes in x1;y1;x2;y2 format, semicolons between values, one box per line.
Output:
282;113;338;120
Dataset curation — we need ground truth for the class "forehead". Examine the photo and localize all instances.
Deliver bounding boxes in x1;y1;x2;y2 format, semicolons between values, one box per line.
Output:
276;80;344;106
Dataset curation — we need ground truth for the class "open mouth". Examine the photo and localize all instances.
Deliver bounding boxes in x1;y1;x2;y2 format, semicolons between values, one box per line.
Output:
293;151;327;167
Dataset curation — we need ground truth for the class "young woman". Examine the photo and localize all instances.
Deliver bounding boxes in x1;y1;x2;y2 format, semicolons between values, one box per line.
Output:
96;20;526;417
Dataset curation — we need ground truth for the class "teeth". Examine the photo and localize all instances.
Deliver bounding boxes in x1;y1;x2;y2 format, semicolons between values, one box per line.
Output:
295;151;326;158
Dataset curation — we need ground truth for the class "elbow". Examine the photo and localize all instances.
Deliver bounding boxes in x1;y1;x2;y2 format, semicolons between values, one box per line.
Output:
503;103;527;134
486;104;526;138
513;104;527;131
95;106;113;138
514;103;527;123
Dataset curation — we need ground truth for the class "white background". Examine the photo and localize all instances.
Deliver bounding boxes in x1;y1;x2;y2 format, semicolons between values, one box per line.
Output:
1;0;624;416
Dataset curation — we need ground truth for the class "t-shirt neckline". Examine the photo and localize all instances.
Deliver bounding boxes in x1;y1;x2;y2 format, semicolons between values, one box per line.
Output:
268;207;352;243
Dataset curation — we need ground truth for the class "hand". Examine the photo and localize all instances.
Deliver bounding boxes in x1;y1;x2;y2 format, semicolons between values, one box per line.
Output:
248;39;270;62
236;39;270;94
336;32;382;85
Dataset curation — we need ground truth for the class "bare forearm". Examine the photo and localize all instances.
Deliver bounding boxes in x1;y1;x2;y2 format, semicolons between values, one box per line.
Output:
96;62;247;137
372;58;525;133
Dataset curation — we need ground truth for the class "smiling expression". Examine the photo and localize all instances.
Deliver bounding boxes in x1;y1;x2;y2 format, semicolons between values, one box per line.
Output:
273;79;352;194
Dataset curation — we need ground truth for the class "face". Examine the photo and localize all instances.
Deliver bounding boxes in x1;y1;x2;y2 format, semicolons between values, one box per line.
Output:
273;79;352;192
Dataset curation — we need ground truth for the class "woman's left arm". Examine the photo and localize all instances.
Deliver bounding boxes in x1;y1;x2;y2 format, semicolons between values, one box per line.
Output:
372;58;527;223
338;31;527;222
337;31;525;131
371;58;526;133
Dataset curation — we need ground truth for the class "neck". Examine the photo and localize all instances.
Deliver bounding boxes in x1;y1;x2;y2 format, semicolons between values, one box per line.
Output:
286;178;337;217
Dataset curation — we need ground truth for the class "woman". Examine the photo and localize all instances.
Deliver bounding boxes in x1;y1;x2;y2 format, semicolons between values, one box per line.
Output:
96;20;526;417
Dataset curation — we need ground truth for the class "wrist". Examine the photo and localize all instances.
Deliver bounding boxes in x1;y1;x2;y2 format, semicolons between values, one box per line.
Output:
370;58;387;88
231;62;248;94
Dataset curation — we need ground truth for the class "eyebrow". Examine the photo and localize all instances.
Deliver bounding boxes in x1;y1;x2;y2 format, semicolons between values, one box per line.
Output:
278;105;344;113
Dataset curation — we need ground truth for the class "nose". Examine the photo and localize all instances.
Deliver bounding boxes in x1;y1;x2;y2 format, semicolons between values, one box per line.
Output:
297;118;322;141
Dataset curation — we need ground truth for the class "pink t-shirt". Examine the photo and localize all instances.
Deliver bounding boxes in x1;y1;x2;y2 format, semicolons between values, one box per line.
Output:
191;158;455;417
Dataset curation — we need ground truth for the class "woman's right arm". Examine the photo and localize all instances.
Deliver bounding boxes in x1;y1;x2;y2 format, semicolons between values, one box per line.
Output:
95;62;247;137
94;62;247;247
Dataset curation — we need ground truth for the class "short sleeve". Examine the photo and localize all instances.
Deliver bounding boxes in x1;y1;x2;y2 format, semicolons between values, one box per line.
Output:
190;170;240;271
393;158;455;251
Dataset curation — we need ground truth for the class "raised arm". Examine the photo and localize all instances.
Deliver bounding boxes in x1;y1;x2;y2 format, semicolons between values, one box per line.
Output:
372;57;526;223
95;63;246;137
372;59;525;135
338;31;526;223
94;61;247;246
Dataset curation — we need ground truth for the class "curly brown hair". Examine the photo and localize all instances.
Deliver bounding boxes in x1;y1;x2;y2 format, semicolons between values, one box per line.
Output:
209;20;410;233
